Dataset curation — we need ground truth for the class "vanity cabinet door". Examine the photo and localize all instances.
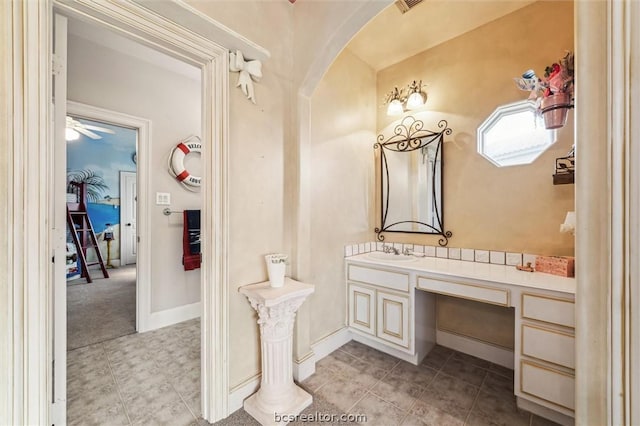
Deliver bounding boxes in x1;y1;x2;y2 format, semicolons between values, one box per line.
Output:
376;291;410;348
348;284;376;335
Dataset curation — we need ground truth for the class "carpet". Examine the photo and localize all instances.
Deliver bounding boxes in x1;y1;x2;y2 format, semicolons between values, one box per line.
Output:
67;265;136;350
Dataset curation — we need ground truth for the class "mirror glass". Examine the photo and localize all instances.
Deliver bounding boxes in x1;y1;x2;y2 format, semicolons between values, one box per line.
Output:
477;100;556;167
376;116;452;246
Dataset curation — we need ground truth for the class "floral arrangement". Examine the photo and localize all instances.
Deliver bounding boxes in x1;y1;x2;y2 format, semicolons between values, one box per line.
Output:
514;51;574;105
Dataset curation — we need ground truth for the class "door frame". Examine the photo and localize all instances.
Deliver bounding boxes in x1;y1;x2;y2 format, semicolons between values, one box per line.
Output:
1;1;230;424
57;6;231;423
66;101;149;331
119;170;137;267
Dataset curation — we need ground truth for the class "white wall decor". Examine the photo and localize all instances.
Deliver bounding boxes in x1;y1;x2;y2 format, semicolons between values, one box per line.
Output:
229;50;262;104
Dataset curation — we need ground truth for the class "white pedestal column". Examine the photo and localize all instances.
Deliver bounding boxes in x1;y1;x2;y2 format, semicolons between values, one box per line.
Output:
240;278;315;425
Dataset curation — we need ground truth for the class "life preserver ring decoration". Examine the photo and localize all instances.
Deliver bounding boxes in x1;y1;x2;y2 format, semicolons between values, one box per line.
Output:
169;136;202;188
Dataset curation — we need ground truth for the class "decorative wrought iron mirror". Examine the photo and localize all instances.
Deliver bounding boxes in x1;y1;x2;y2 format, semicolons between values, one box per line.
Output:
374;116;453;246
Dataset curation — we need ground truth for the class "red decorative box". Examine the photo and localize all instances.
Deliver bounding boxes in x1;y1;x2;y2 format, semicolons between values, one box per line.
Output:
535;256;575;277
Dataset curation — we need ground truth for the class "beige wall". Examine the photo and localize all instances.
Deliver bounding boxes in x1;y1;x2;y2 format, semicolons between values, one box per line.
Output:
292;1;390;89
186;0;391;386
184;0;575;385
67;34;202;313
376;1;575;256
375;1;574;347
186;0;293;389
307;48;377;343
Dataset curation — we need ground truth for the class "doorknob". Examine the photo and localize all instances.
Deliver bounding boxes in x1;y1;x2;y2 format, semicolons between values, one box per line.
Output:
126;223;132;226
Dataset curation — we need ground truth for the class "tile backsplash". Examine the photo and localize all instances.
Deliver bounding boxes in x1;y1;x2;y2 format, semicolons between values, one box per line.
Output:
344;241;544;267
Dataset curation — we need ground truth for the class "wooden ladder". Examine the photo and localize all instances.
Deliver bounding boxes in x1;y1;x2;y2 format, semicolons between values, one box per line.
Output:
66;207;109;283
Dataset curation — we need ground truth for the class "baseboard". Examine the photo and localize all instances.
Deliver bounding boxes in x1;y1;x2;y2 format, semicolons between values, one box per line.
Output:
351;333;421;365
436;330;514;369
228;374;261;414
292;327;352;382
146;301;201;331
293;352;315;382
517;397;574;426
87;259;121;269
311;327;351;360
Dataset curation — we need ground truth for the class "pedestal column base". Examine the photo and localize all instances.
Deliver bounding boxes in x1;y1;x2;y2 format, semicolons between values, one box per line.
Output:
239;279;316;426
244;385;312;425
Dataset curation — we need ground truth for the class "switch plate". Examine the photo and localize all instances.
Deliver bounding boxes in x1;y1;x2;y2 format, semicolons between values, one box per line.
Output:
156;192;171;205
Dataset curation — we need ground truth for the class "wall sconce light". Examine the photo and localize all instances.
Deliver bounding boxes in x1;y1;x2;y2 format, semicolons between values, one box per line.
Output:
384;80;427;116
385;87;405;116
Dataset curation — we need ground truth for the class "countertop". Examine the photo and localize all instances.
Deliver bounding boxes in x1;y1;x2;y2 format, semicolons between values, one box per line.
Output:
346;253;576;295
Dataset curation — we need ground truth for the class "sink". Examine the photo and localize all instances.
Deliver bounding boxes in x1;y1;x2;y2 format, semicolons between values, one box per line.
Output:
367;252;418;262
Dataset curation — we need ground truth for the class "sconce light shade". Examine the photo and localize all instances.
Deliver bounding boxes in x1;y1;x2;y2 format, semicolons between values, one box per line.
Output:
406;91;426;110
387;99;404;116
406;80;426;110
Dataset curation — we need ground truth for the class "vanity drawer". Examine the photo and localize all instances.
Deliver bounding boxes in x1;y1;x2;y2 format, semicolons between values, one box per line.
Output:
522;293;575;328
417;276;509;306
522;324;575;369
521;360;575;411
347;264;409;292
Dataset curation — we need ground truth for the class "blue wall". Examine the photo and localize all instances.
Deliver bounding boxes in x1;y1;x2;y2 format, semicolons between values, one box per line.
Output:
67;116;137;232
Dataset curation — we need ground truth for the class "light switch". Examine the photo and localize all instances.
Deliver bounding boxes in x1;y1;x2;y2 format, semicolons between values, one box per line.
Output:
156;192;171;205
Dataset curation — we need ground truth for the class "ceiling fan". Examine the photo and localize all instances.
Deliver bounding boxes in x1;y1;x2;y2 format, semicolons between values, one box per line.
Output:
65;116;115;141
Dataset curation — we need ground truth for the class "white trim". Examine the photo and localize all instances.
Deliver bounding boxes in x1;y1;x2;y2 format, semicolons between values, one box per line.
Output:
436;330;514;369
574;1;614;425
293;327;353;382
132;0;270;62
66;101;151;333
52;14;69;426
609;1;626;423
298;0;392;97
517;397;573;426
0;1;12;422
351;333;421;364
627;3;640;424
228;374;261;414
293;353;315;383
147;302;201;331
607;1;640;425
1;0;234;423
2;1;52;424
86;259;121;269
310;327;352;362
200;47;231;424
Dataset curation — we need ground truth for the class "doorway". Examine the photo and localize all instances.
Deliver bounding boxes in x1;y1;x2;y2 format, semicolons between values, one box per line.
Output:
57;13;209;423
65;113;139;350
5;0;232;423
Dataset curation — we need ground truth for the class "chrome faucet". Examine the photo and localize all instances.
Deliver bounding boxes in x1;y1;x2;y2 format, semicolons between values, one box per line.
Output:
383;244;399;255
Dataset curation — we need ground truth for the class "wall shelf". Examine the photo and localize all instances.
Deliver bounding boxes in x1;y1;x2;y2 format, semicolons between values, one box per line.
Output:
553;156;575;185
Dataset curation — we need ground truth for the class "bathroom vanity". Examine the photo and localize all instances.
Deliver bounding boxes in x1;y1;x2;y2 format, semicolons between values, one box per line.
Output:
345;252;576;425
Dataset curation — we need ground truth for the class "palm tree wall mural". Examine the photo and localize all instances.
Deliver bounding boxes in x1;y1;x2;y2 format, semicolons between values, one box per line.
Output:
67;169;109;202
65;116;137;271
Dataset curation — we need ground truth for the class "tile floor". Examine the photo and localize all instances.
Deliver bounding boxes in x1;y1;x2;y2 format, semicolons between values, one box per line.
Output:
67;318;201;426
67;319;559;426
301;341;559;426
